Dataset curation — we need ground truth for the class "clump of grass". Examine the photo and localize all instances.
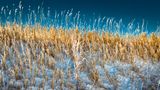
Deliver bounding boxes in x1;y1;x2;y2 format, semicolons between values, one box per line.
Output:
23;78;29;89
51;78;54;89
89;69;99;84
0;74;2;87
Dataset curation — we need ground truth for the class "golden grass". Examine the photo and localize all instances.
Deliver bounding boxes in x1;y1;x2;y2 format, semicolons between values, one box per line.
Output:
0;24;160;62
0;23;159;89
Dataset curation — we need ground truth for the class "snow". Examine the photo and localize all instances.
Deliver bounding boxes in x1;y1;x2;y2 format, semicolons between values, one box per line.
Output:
0;55;160;89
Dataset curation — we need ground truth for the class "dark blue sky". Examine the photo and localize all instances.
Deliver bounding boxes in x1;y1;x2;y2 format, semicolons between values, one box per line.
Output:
0;0;160;24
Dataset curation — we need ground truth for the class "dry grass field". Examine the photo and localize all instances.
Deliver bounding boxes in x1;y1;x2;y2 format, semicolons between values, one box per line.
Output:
0;24;159;90
0;2;160;89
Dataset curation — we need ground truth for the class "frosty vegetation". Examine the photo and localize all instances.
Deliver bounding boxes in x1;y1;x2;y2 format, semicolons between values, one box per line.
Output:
0;1;160;90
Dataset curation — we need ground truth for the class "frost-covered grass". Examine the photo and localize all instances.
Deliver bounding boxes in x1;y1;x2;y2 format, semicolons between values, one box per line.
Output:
0;2;160;89
0;25;160;90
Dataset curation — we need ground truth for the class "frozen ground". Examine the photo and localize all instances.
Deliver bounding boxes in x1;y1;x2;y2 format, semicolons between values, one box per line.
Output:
0;54;160;90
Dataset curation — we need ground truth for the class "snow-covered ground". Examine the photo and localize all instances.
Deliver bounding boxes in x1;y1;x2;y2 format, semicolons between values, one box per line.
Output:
0;54;160;90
